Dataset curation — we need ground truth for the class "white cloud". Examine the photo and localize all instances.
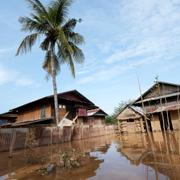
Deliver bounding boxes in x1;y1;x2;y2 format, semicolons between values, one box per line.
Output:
76;70;90;75
0;47;15;57
105;36;176;64
15;78;34;87
78;56;161;84
76;0;180;86
0;66;17;85
0;65;39;87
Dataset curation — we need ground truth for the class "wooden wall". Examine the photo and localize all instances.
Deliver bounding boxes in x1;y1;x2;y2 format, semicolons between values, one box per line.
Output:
170;110;180;130
0;125;115;152
17;104;52;122
151;114;161;131
59;107;67;119
85;117;105;126
150;111;180;131
118;118;143;133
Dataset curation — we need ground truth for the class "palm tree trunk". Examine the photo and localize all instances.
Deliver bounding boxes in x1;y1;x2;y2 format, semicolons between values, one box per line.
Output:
52;73;59;126
51;52;59;126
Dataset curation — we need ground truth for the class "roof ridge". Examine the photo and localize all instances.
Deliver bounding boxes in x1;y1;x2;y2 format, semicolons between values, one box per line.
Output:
9;89;94;111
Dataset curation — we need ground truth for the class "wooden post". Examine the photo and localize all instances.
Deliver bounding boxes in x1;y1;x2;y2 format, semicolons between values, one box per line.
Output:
9;128;16;158
137;77;150;134
176;86;180;154
156;80;166;131
137;77;158;156
117;120;120;134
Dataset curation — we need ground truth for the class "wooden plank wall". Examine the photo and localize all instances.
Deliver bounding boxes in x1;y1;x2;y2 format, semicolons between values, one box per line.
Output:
0;125;115;152
17;104;52;122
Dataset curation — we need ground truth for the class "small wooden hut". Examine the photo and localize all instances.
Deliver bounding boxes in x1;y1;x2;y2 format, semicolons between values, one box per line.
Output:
116;106;145;133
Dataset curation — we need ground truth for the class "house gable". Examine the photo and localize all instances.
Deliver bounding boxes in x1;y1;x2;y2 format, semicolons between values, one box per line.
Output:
59;90;94;105
116;106;142;120
135;81;180;103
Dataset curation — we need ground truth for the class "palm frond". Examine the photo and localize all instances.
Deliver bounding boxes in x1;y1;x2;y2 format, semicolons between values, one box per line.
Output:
57;27;73;53
62;19;84;45
68;55;75;77
43;50;60;76
26;0;48;17
63;18;77;31
43;50;52;75
57;43;76;77
16;33;39;55
40;36;51;51
68;32;84;45
69;42;84;64
19;16;48;33
49;0;73;25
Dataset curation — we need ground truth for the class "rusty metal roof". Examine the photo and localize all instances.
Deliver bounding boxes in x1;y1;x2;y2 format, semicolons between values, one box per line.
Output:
87;108;107;117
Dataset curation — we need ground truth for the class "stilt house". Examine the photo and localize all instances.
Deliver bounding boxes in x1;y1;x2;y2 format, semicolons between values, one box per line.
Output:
133;81;180;131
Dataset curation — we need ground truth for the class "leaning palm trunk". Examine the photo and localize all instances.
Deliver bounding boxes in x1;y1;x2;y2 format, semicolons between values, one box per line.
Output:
51;55;59;126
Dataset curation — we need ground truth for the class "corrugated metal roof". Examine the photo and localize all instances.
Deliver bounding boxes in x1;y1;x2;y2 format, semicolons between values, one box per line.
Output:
87;108;107;117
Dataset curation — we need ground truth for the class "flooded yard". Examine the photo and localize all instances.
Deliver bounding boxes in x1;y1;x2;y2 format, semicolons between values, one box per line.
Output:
0;131;180;180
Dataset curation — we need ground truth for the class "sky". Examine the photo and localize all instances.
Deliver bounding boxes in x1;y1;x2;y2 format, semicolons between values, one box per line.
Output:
0;0;180;114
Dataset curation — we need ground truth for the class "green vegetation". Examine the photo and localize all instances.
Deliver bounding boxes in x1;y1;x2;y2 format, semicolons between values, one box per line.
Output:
16;0;84;125
105;115;117;125
105;100;134;125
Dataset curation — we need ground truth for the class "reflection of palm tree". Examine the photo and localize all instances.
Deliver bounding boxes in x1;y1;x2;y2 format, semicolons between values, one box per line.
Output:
16;0;84;125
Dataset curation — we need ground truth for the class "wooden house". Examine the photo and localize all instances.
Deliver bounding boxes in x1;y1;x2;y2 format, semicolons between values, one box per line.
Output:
0;90;106;127
133;81;180;131
116;106;146;133
86;108;107;126
0;112;17;127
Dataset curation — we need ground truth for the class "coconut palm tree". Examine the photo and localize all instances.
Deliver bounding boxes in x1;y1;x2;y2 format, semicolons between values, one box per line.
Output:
16;0;85;126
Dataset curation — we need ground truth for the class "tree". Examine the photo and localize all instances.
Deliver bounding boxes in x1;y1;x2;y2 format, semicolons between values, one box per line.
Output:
16;0;85;125
112;100;134;118
105;100;134;125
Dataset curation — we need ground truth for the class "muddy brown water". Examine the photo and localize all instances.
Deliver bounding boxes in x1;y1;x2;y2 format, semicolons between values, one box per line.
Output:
0;132;180;180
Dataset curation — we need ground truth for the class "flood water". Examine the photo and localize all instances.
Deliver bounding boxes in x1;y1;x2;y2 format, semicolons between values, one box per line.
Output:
1;131;180;180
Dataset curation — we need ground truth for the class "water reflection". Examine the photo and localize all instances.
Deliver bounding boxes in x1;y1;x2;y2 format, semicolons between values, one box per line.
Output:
117;132;180;180
0;135;112;180
0;132;180;180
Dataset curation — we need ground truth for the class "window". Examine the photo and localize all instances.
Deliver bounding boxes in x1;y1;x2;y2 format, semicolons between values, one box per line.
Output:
127;119;134;122
77;108;87;117
40;105;46;119
0;120;7;125
59;104;66;109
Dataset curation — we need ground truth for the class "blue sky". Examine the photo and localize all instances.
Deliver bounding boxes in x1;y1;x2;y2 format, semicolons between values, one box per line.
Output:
0;0;180;114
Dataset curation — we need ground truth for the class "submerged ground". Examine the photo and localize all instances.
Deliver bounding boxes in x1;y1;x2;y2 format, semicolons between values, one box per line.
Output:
0;131;180;180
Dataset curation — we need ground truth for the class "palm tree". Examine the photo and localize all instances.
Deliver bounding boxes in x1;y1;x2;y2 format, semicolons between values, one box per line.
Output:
16;0;85;126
